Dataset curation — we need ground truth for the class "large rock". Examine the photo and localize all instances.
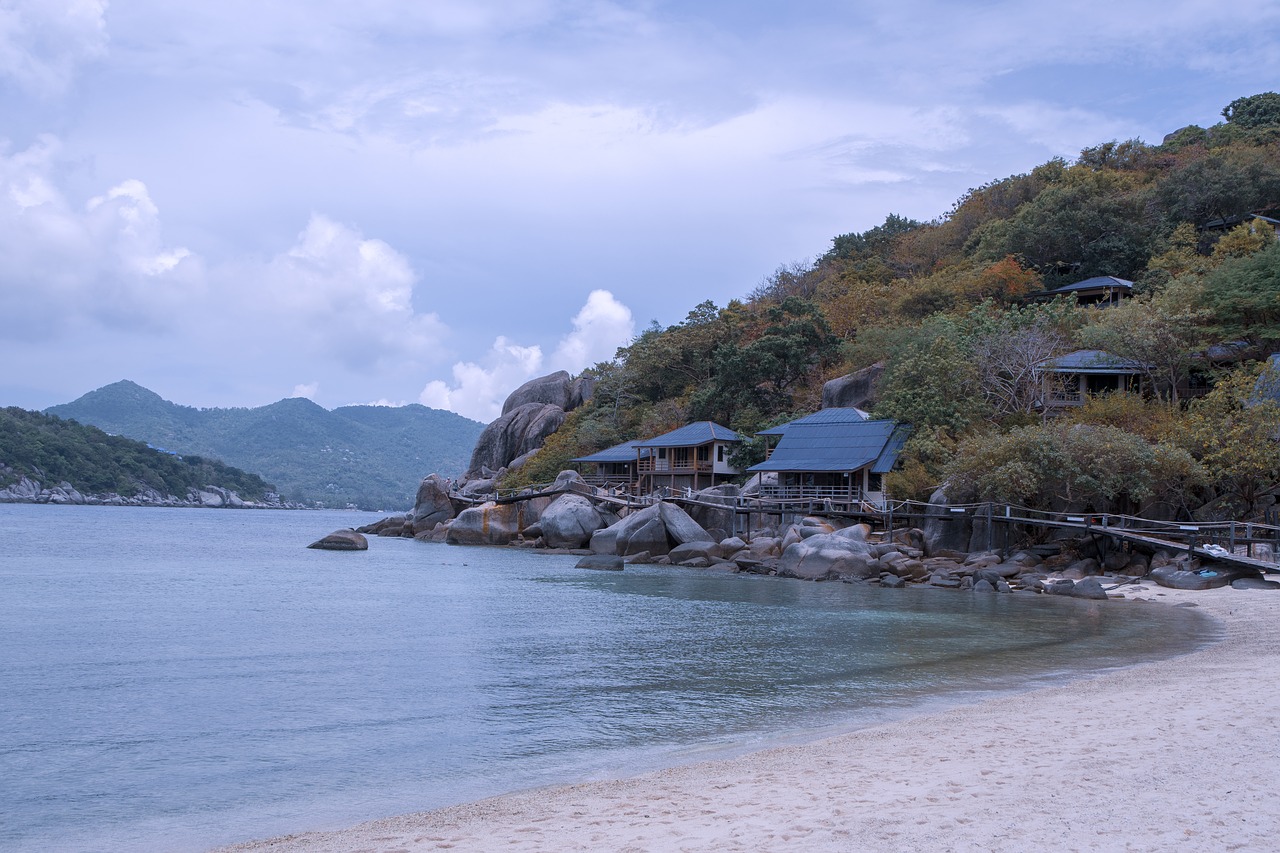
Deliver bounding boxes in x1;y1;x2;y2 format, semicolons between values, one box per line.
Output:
588;501;714;557
502;371;575;415
922;486;973;557
411;473;459;535
540;493;605;549
307;529;368;551
466;402;566;478
446;501;541;547
821;362;884;410
685;484;741;535
778;532;877;581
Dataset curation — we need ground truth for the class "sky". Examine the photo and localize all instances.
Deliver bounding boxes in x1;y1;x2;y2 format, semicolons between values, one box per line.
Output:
2;1;1278;423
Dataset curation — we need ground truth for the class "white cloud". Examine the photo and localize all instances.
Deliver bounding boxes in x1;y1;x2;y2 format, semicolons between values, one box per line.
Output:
550;289;633;372
291;382;319;399
0;0;108;95
419;288;635;422
419;335;544;422
0;137;196;340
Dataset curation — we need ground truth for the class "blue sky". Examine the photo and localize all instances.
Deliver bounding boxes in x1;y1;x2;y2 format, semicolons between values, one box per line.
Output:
2;0;1278;421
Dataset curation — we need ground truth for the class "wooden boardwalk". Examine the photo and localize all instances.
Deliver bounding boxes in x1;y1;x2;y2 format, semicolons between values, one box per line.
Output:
451;481;1280;573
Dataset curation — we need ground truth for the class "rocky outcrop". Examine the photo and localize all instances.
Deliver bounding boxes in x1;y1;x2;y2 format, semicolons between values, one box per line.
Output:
778;527;877;580
540;493;605;549
446;500;544;547
466;402;566;478
589;501;714;557
411;473;461;535
0;474;294;509
821;362;884;410
922;486;973;556
307;529;368;551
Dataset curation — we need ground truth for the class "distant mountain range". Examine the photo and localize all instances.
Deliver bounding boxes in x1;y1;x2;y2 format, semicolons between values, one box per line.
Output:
46;381;485;510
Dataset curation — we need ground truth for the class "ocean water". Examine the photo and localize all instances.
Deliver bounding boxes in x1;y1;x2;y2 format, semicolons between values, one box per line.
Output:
0;504;1216;852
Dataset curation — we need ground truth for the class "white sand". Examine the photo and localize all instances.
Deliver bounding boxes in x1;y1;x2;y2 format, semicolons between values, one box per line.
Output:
221;587;1280;852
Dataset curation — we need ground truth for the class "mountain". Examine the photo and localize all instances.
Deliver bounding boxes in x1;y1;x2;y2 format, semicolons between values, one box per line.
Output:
0;406;274;503
47;381;485;509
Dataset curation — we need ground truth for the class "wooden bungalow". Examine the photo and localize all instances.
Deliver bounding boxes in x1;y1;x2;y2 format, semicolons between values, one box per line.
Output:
755;407;870;460
570;440;649;486
747;417;912;509
1029;275;1133;306
634;421;742;494
1038;349;1146;410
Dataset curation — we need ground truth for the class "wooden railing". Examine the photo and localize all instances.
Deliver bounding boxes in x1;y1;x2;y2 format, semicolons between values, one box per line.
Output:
637;459;713;474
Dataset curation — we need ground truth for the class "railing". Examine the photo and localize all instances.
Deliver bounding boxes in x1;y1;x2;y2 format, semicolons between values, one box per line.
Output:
759;485;862;501
637;459;713;474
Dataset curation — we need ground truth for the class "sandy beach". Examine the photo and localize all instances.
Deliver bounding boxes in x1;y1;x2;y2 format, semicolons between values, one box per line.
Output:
222;586;1280;852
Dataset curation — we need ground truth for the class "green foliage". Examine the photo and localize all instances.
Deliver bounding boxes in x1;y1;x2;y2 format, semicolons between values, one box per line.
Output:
1197;241;1280;342
945;422;1200;513
1175;362;1280;515
46;381;484;509
0;407;273;499
1222;92;1280;128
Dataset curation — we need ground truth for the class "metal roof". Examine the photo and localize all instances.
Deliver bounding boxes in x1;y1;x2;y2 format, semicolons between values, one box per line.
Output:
1042;349;1146;374
571;440;649;464
757;407;871;437
636;421;742;448
748;419;911;473
1040;275;1134;295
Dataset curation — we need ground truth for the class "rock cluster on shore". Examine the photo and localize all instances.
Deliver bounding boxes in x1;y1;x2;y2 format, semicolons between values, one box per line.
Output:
0;473;296;509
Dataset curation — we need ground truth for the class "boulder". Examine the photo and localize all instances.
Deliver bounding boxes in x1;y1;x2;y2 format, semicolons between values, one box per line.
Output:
466;402;567;478
685;484;741;534
922;486;973;556
1232;576;1280;590
658;502;715;545
668;541;724;563
502;370;575;415
778;532;877;581
307;529;368;551
591;503;671;556
1150;565;1246;590
411;473;459;535
1070;577;1110;600
821;362;884;410
446;501;539;547
576;554;624;571
540;493;605;549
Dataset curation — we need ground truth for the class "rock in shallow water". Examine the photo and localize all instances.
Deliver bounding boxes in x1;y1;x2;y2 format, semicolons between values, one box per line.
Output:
307;529;368;551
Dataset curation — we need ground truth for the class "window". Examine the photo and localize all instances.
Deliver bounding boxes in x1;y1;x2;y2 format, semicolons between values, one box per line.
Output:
717;445;725;462
867;472;882;492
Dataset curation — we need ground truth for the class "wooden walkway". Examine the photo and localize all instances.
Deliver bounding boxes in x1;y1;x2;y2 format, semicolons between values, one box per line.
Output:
451;481;1280;573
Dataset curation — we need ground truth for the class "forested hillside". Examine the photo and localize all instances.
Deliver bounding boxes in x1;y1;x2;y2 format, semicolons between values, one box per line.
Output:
0;407;273;501
47;381;484;509
512;93;1280;522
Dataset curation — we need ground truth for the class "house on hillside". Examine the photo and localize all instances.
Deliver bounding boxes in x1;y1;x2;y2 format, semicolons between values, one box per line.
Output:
1201;211;1280;239
1038;349;1146;410
1029;276;1133;306
747;416;911;509
570;440;648;486
634;421;743;494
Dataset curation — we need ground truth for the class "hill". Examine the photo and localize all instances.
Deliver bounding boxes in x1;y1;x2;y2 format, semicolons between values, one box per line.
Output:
0;407;275;504
47;382;485;509
504;93;1280;521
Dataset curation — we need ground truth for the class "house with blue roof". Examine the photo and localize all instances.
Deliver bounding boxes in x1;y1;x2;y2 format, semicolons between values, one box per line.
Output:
633;421;743;493
747;416;911;509
1030;275;1133;306
569;440;649;486
1038;349;1147;409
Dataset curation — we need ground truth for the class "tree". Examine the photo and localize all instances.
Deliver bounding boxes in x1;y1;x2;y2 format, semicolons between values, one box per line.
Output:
1198;241;1280;341
1077;297;1209;404
960;300;1080;420
1222;92;1280;128
1176;362;1280;517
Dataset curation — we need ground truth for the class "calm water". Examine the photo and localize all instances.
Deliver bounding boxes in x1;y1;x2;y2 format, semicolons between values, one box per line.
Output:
0;505;1216;852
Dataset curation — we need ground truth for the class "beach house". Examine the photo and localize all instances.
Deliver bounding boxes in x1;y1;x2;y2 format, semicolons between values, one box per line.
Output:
747;414;911;509
633;421;743;494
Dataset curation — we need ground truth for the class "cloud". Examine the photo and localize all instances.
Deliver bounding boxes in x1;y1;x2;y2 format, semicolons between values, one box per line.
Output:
0;136;197;340
419;336;544;422
550;289;634;371
420;289;634;422
291;382;319;399
0;0;108;95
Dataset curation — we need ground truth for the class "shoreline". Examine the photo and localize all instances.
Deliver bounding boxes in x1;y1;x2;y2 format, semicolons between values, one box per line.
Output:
219;586;1280;852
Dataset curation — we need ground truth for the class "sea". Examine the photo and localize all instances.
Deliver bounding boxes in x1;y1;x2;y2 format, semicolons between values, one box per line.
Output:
0;504;1217;852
